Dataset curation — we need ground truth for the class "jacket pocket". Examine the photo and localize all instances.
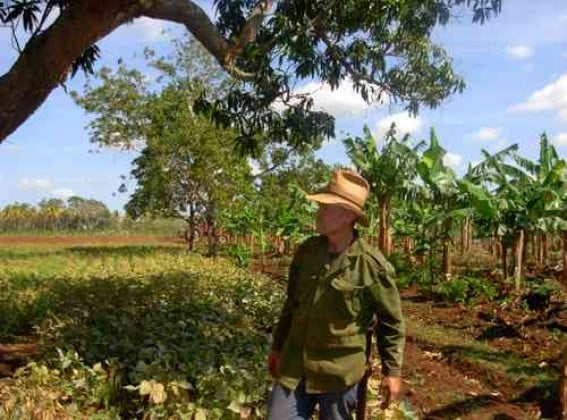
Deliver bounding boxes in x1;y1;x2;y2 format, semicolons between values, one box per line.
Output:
329;276;363;317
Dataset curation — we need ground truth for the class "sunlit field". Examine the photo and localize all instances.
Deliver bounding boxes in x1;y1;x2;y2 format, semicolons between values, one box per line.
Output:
0;239;284;418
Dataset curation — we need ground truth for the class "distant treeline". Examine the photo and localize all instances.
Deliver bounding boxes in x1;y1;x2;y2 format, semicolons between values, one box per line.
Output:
0;197;184;235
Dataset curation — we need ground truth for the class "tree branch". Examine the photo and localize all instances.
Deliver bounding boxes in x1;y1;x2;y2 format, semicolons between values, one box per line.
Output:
142;0;272;79
0;0;273;144
0;0;136;144
142;0;229;64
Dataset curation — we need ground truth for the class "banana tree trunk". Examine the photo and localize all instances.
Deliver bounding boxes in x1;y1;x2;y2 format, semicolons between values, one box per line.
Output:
467;219;473;252
534;232;542;268
542;232;549;268
501;237;509;280
489;235;496;269
513;229;525;291
460;219;467;255
378;196;392;256
442;237;452;280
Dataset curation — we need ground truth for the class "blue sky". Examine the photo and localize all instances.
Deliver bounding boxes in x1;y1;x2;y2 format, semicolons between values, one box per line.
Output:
2;1;567;211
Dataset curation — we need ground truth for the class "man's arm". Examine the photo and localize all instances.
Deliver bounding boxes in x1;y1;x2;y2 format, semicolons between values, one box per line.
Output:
364;258;405;378
271;253;299;352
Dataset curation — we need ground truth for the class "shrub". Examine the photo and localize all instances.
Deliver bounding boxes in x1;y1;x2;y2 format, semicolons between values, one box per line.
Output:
432;276;500;305
224;243;253;268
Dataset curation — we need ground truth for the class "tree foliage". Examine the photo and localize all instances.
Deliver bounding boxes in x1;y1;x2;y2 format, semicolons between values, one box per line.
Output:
0;196;112;231
1;0;502;149
74;39;256;254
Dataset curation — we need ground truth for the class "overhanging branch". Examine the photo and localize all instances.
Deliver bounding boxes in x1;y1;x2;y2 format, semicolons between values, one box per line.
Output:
142;0;273;80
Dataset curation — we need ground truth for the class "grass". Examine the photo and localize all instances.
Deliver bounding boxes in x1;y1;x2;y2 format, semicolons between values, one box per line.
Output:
0;242;285;418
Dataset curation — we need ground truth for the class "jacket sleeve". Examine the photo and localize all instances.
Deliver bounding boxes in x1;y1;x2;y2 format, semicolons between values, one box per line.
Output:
364;257;405;377
271;252;300;352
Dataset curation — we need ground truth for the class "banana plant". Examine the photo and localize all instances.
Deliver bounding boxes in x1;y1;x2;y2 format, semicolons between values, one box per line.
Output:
415;128;467;281
344;123;424;256
271;184;317;254
513;133;567;267
459;145;519;281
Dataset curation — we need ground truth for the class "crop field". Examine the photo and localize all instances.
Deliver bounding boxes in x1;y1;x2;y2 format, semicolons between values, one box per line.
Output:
0;236;565;419
0;237;285;419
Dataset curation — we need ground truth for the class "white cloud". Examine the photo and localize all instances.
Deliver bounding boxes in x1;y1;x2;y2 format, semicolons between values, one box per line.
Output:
510;73;567;113
50;188;75;199
273;78;387;118
472;127;502;141
506;45;534;60
553;133;567;146
19;177;53;191
443;152;462;169
374;112;423;140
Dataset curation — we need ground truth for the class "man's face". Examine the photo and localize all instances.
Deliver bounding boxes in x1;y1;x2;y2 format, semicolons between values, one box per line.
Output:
315;203;357;236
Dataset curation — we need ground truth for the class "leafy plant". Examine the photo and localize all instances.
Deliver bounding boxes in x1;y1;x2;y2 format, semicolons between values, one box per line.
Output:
0;243;285;418
432;276;500;305
225;243;253;268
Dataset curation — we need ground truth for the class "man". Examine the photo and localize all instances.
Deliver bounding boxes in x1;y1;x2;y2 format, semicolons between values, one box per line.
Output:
267;168;405;420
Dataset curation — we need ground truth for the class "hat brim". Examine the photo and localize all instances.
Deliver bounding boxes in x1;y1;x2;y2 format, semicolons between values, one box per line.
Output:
305;192;369;227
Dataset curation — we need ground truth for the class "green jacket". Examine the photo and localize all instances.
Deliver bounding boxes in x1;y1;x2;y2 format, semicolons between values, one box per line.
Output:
272;232;405;393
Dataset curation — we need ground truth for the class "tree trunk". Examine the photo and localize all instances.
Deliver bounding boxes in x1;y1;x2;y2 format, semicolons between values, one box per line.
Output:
534;232;541;268
403;237;411;255
542;232;549;268
0;0;137;143
460;219;467;255
467;218;473;252
513;229;525;291
442;220;452;280
205;204;219;256
0;0;272;144
378;197;391;256
490;235;498;270
501;237;509;280
442;237;451;280
185;203;196;251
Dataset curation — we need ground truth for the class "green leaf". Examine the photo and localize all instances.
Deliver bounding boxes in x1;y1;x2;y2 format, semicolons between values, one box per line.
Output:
227;400;241;414
194;409;207;420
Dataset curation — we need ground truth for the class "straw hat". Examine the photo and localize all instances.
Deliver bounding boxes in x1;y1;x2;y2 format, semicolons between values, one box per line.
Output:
306;169;370;227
